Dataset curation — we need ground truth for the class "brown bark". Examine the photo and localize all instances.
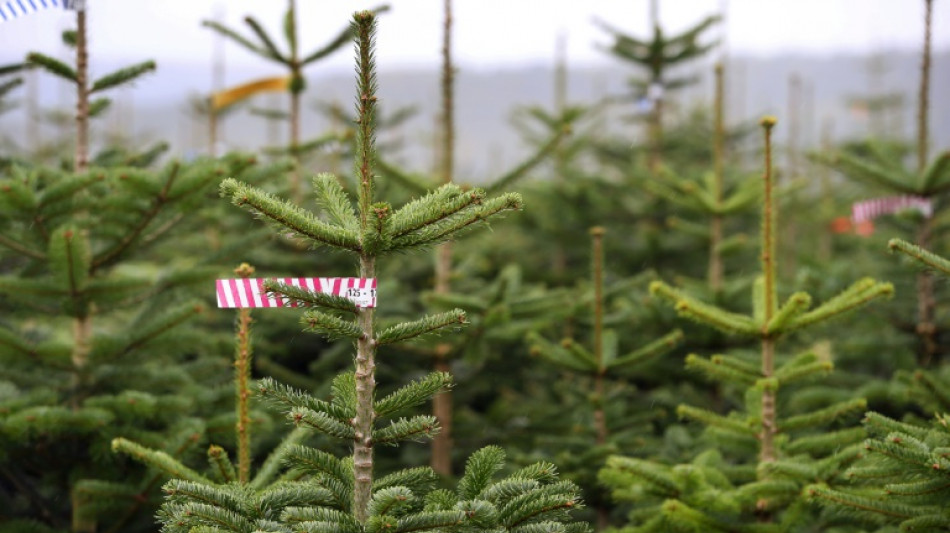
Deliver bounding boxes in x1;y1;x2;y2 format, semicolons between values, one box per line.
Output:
75;9;89;173
430;0;455;477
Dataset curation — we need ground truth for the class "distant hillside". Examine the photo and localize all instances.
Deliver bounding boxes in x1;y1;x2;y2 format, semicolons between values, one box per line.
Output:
4;50;948;180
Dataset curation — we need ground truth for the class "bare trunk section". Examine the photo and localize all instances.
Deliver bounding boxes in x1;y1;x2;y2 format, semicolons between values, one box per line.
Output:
916;0;935;366
75;9;89;173
234;264;255;484
353;255;377;523
709;64;725;291
759;118;778;466
430;0;455;477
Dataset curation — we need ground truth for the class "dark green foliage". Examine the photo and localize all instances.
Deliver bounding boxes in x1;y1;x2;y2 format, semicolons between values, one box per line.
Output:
146;10;587;533
0;155;288;530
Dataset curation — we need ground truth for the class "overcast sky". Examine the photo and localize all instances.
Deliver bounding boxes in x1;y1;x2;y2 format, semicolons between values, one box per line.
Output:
0;0;947;74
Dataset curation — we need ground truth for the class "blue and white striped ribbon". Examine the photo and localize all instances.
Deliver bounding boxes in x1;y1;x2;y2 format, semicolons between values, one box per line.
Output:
0;0;83;22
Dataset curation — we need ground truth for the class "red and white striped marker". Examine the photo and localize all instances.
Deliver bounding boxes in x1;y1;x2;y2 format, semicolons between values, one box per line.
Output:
852;196;932;223
216;278;377;308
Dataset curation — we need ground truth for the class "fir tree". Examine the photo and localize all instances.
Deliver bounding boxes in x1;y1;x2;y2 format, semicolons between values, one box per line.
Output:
599;117;893;531
801;238;950;531
202;0;388;202
373;0;568;478
0;150;287;531
26;6;155;172
144;12;589;533
527;226;683;529
594;1;719;172
813;0;947;366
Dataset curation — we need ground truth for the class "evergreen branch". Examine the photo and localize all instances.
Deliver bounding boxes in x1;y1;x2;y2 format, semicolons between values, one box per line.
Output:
368;486;414;517
487;128;567;194
289;407;356;440
90;61;156;93
0;76;23;98
206;445;237;484
650;281;758;335
390;193;523;249
243;16;286;62
256;377;354;423
201;20;270;59
0;62;31;75
285;445;353;492
301;7;392;67
459;446;506;499
381;510;466;533
102;302;203;362
265;132;341;156
375;372;453;418
919;151;950;191
49;227;91;296
765;292;812;334
888;238;950;275
373;416;440;445
376;158;434;194
884;477;950;497
786;279;893;331
26;52;77;83
374;467;438;494
786;427;867;456
388;184;482;238
376;310;467;345
773;360;833;386
863;412;933;441
527;333;597;373
500;485;583;528
780;398;866;432
87;97;112;117
0;326;40;361
301;310;363;340
112;439;210;483
159;502;253;533
609;329;683;370
822;150;917;194
263;280;358;314
161;479;242;512
92;163;182;270
804;484;916;520
899;515;950;530
478;479;541;503
221;178;360;251
734;479;800;505
313;173;359;231
684;353;759;386
676;405;758;436
0;233;45;259
423;291;489;313
259;482;339;511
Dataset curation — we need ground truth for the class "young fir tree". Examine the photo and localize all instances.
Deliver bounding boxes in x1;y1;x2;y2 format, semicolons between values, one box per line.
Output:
149;12;590;533
373;0;568;478
0;148;287;532
814;0;948;366
202;0;387;202
594;0;719;173
598;117;894;531
805;239;950;530
26;5;155;173
527;227;683;530
643;64;759;295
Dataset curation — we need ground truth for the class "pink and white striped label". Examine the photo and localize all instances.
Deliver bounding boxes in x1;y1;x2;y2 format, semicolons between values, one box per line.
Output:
852;196;932;223
216;278;377;308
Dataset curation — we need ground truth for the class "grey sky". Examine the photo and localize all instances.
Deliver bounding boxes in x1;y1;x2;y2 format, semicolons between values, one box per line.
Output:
0;0;946;74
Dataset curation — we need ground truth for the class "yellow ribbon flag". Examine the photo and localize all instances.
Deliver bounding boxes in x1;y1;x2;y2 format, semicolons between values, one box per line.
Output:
211;76;290;111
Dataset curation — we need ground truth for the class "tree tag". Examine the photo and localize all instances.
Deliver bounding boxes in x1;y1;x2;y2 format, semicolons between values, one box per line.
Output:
216;277;377;308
